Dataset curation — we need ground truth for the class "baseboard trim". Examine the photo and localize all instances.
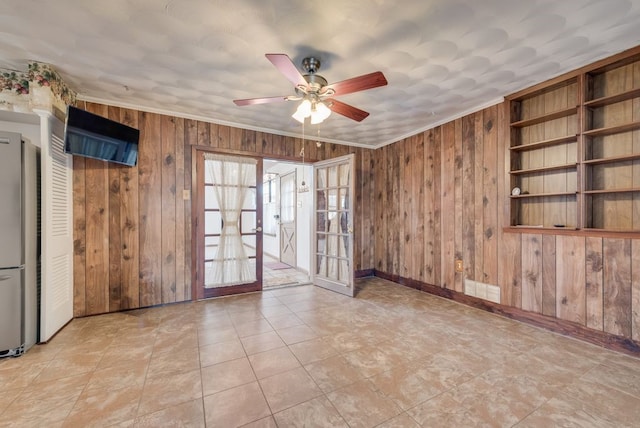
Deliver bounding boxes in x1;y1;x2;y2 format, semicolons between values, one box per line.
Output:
355;269;374;278
373;270;640;358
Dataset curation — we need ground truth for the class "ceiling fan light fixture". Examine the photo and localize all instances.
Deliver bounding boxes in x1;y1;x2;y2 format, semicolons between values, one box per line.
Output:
311;101;331;124
292;99;311;123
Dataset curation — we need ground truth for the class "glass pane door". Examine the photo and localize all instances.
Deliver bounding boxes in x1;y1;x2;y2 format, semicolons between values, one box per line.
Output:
196;152;262;299
313;154;354;297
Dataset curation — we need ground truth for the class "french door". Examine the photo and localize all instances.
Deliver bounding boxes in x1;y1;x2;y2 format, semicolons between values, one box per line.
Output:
195;151;263;299
313;154;355;297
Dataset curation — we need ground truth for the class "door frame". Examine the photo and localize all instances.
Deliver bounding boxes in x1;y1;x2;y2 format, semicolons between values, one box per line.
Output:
191;147;264;299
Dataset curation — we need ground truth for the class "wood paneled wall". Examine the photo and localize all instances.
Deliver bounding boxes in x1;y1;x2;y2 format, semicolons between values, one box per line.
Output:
374;102;640;343
73;102;376;316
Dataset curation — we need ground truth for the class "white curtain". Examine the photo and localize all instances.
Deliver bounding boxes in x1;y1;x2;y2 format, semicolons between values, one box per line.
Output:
205;154;256;287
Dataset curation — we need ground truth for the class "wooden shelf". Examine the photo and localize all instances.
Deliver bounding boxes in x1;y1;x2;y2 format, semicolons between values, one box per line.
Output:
510;191;577;199
509;225;578;230
510;106;578;128
510;163;577;175
584;87;640;108
509;135;577;152
583;121;640;137
583;153;640;165
583;188;640;195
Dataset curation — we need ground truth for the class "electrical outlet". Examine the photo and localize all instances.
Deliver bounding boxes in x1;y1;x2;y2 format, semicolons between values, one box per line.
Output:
455;259;463;272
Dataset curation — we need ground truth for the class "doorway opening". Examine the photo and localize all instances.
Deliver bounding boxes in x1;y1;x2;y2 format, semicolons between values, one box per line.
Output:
262;159;313;289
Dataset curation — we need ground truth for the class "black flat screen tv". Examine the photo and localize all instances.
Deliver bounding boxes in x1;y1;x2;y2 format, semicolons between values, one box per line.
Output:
64;106;139;166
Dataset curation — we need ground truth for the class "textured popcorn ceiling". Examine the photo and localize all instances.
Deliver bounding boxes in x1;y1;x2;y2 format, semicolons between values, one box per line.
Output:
1;0;639;147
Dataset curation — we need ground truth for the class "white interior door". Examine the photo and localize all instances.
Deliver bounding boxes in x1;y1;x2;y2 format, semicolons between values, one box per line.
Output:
313;154;354;297
38;111;74;342
279;170;296;267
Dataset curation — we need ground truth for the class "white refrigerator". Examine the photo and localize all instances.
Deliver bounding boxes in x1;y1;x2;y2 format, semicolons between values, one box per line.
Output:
0;131;37;357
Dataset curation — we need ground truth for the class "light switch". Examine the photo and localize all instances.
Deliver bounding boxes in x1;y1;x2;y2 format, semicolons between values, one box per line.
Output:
183;190;190;200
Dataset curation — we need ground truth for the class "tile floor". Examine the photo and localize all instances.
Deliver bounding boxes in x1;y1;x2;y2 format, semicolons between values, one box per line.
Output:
1;277;640;427
263;256;310;289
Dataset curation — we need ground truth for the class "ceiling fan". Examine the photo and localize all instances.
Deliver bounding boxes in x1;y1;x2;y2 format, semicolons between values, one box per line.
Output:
233;54;388;123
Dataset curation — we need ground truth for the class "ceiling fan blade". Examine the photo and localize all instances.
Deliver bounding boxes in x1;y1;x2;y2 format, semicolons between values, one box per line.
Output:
265;53;308;88
327;99;370;122
323;71;387;96
233;96;289;106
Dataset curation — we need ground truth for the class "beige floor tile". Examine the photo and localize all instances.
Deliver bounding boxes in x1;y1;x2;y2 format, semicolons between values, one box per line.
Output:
407;391;487;427
96;342;154;368
258;367;323;413
85;360;148;393
134;398;205;427
376;413;421;428
64;385;143;428
137;369;202;416
199;339;246;367
288;337;339;365
240;416;278;428
201;357;256;396
248;346;300;379
203;381;271;428
369;363;449;411
273;395;348;427
152;330;198;354
197;326;238;347
234;319;275;338
326;379;402;428
1;373;91;422
264;313;305;330
146;346;200;378
1;276;639;427
32;353;103;384
304;354;363;393
276;324;318;345
241;331;286;355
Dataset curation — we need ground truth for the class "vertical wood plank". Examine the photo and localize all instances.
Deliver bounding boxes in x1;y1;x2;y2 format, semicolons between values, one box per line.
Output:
473;112;484;282
138;112;163;307
218;123;230;149
84;157;110;315
499;232;522;307
161;115;177;304
453;119;464;292
390;142;400;274
541;234;556;317
556;235;586;324
424;130;436;284
585;237;604;331
402;137;411;278
72;156;86;317
119;108;139;309
432;127;442;286
175;117;186;301
483;105;499;285
184;120;197;297
603;238;632;337
441;122;455;289
462;114;476;282
632;239;640;341
229;126;243;151
375;146;384;271
107;105;122;312
84;103;110;315
521;233;542;313
197;120;210;147
413;133;425;282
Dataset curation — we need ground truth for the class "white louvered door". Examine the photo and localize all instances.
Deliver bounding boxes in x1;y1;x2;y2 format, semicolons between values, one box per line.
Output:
37;111;73;342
